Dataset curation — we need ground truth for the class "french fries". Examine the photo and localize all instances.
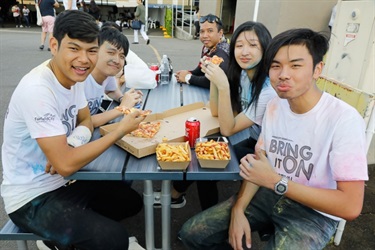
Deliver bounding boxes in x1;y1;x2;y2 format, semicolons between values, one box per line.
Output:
156;141;191;162
195;140;230;160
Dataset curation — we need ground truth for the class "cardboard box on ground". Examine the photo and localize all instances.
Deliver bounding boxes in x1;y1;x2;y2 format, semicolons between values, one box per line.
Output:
100;102;220;158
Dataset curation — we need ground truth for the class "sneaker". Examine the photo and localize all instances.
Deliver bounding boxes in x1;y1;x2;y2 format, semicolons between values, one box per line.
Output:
129;236;145;250
146;39;150;45
20;25;23;28
154;193;186;209
36;240;59;250
39;45;44;50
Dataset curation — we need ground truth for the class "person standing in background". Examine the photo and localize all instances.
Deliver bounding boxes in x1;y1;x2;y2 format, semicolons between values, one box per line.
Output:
133;0;150;45
22;5;30;28
38;0;59;51
88;0;101;27
193;6;200;39
63;0;78;10
12;3;23;28
78;1;89;13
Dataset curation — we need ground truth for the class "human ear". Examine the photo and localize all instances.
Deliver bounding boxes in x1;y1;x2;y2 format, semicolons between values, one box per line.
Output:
313;61;324;80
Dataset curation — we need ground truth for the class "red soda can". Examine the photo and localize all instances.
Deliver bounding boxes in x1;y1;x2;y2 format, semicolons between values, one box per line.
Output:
185;117;200;148
150;64;160;83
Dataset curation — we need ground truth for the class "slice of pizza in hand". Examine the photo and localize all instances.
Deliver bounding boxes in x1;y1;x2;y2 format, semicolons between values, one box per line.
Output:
205;55;224;65
115;106;152;117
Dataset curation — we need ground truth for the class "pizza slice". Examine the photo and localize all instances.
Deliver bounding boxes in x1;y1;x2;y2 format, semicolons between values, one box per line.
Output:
205;55;224;65
130;121;161;138
115;106;152;117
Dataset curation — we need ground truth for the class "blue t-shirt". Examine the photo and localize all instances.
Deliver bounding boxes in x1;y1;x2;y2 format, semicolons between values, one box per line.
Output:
39;0;55;17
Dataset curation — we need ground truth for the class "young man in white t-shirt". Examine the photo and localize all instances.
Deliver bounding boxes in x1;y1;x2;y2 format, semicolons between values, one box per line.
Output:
1;10;145;250
84;26;143;128
180;28;368;249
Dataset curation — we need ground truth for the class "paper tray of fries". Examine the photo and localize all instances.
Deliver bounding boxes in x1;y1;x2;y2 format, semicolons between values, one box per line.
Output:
195;137;231;169
156;141;191;170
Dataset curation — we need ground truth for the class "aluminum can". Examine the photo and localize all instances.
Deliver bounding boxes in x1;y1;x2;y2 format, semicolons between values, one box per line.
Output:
185;117;200;148
150;64;160;83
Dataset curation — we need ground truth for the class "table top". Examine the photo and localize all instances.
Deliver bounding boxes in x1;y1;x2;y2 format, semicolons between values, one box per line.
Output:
67;80;244;181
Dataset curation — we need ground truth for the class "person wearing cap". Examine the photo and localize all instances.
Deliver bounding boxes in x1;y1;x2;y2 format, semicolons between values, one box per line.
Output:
175;14;229;89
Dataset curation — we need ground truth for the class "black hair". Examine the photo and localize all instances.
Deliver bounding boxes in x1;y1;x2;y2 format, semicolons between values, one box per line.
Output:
53;10;99;47
101;21;122;32
227;21;272;114
200;14;223;32
98;28;130;57
264;28;329;72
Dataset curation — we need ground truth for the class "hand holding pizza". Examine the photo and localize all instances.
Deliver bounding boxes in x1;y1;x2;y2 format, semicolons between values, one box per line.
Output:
116;109;146;137
201;57;230;91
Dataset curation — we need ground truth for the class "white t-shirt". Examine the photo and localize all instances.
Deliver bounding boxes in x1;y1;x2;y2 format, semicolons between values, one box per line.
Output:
1;63;88;214
63;0;78;10
240;70;277;140
83;74;117;115
258;92;368;220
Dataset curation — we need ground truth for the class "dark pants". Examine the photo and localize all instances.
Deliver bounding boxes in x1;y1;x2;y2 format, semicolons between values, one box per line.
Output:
172;137;257;210
180;188;339;249
14;15;22;26
173;180;218;211
194;21;200;37
23;16;30;27
9;180;143;250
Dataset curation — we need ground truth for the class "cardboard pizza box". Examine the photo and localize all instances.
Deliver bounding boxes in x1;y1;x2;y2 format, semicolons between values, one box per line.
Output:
99;102;220;158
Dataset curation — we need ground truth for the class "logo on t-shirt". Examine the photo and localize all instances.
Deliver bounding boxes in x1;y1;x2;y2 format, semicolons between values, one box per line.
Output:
62;105;78;136
269;137;314;180
35;113;56;123
88;98;102;115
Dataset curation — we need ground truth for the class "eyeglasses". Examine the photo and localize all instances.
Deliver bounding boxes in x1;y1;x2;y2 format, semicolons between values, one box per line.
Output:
199;15;222;26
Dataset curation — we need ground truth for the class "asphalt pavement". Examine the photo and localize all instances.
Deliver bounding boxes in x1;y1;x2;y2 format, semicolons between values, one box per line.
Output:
0;24;374;250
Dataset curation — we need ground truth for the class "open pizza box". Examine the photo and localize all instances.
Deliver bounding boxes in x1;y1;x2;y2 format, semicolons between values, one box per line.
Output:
99;102;220;158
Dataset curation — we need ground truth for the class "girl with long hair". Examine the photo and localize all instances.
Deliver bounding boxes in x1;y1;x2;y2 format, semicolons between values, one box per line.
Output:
204;21;276;159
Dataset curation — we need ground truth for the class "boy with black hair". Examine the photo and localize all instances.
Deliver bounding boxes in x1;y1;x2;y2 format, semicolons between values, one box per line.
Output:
180;28;368;250
84;27;143;128
1;10;144;250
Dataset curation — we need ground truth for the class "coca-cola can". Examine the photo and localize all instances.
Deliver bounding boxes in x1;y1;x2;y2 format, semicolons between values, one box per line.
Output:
185;117;200;148
150;64;160;83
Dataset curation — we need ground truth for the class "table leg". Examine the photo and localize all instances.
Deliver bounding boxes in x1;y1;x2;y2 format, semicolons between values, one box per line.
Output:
161;180;171;250
144;180;155;250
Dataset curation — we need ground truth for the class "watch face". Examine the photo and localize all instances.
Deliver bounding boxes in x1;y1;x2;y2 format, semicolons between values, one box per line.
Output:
277;184;287;193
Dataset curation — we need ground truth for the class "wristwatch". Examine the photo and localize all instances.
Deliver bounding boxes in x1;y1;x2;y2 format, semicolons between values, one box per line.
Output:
185;73;192;84
274;176;288;195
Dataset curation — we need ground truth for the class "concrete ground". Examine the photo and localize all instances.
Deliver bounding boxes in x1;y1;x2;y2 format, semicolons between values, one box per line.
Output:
0;23;374;250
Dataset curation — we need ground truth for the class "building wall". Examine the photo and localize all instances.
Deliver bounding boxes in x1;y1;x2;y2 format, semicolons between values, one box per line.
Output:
199;0;221;17
235;0;337;37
